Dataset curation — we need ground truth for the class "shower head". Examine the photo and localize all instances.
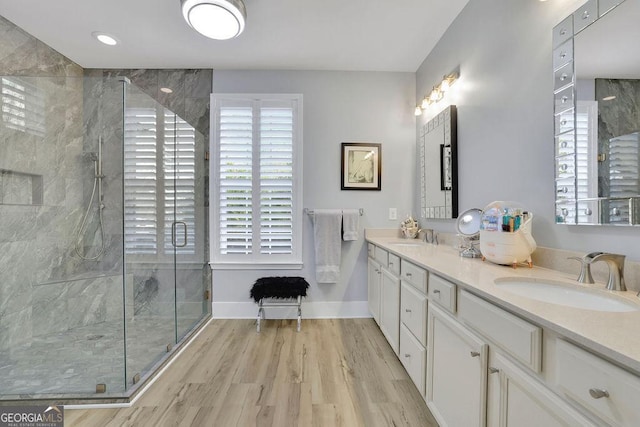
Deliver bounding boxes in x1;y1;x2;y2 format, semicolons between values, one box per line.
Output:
83;152;98;162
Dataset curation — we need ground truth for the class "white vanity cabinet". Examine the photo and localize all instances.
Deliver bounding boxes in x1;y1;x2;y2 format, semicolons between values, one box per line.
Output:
368;244;401;354
427;303;488;427
367;257;381;324
399;259;428;395
379;266;400;355
555;339;640;426
367;244;383;324
487;351;595;427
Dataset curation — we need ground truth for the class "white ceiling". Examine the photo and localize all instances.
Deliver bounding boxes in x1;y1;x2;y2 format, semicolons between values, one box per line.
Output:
0;0;469;72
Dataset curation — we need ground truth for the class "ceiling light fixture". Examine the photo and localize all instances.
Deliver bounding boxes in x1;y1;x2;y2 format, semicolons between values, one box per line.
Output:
160;87;173;94
181;0;246;40
92;32;118;46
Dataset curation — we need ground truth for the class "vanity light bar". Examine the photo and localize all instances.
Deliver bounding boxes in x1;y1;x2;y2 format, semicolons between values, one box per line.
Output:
415;68;460;116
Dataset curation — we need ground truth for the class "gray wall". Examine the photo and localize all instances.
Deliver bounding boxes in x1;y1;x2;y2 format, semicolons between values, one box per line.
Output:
211;70;415;307
415;0;640;261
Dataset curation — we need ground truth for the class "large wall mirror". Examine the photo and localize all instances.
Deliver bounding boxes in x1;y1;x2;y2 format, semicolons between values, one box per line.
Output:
554;0;640;225
420;105;458;219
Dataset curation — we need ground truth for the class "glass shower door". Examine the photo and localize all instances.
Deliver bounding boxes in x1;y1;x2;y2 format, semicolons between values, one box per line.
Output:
163;111;208;342
123;84;176;385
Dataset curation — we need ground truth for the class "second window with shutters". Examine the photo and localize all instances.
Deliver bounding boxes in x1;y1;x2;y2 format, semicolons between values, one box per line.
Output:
211;94;303;267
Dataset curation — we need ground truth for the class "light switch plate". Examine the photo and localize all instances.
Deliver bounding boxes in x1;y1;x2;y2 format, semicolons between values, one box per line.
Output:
389;208;397;220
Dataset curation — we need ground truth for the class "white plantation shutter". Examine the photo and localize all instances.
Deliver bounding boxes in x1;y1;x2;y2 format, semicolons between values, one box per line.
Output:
124;108;158;254
575;101;597;224
219;105;253;254
125;107;199;257
609;131;640;224
164;111;197;255
609;132;639;197
1;77;45;137
260;106;294;255
212;94;302;266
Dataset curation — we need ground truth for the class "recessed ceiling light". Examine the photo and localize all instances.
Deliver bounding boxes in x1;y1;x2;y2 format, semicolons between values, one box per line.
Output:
181;0;246;40
602;95;616;101
160;87;173;94
92;32;118;46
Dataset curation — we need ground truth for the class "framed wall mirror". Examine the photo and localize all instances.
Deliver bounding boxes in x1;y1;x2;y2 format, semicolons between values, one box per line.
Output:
553;0;640;225
420;105;458;219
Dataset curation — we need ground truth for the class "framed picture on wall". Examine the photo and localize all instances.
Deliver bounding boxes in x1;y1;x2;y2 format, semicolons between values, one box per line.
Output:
440;144;452;191
341;142;382;190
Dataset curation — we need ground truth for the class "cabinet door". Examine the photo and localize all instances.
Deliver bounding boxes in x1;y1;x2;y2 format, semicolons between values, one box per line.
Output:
367;258;381;324
380;267;400;355
427;304;488;427
487;352;596;427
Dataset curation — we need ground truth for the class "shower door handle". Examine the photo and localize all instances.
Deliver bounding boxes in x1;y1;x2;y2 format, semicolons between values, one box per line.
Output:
172;221;188;247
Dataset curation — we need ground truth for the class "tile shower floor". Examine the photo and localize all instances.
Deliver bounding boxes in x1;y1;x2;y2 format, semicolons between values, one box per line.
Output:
0;316;202;397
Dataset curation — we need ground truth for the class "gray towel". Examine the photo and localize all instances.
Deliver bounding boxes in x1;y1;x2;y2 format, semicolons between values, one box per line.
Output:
313;209;342;283
342;209;359;241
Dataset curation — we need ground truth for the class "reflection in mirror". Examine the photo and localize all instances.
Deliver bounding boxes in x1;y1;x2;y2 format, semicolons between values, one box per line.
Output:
420;105;458;219
554;0;640;225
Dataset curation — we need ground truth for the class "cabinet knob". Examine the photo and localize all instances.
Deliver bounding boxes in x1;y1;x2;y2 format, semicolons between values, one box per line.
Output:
406;272;413;278
588;388;609;399
404;353;411;358
405;308;412;313
489;367;500;374
470;351;480;358
433;289;441;296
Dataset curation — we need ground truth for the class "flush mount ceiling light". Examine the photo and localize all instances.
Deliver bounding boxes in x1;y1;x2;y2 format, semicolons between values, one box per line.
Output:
181;0;246;40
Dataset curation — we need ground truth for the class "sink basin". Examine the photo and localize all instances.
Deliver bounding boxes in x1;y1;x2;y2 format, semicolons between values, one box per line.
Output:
494;278;640;312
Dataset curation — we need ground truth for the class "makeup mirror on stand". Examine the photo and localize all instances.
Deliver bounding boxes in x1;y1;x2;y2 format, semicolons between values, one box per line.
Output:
456;208;483;258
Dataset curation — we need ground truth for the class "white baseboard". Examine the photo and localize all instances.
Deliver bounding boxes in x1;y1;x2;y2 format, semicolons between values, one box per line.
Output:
212;300;371;319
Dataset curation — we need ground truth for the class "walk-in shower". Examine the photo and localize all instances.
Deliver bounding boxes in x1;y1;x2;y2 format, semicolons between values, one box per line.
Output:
0;75;210;402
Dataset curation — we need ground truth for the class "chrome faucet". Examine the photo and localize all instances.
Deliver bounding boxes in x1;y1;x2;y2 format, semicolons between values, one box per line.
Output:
590;253;626;291
568;252;602;284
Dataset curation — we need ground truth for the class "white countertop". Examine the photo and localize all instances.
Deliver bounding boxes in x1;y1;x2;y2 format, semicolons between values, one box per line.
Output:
366;235;640;374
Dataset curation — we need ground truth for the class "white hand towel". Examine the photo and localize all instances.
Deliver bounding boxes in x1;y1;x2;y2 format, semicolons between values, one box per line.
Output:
342;209;359;241
313;209;343;283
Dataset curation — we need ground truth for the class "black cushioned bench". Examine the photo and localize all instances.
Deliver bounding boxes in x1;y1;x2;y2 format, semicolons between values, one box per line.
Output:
250;277;309;332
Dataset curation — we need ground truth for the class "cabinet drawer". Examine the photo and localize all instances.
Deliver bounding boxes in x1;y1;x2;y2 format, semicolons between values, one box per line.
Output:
388;253;400;276
374;247;388;267
400;323;426;396
429;274;456;313
556;339;640;426
400;259;427;293
401;282;427;345
458;290;542;372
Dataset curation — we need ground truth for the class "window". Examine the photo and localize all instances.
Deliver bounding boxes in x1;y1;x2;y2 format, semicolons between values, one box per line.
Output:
211;94;303;267
124;106;200;258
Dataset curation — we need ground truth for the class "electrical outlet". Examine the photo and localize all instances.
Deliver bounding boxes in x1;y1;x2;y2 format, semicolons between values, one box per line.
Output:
389;208;397;220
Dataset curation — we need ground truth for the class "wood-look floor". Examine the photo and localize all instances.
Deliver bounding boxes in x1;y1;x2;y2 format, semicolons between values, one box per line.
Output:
65;318;438;427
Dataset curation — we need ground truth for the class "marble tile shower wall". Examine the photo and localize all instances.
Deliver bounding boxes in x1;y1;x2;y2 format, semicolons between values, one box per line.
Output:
0;16;88;351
